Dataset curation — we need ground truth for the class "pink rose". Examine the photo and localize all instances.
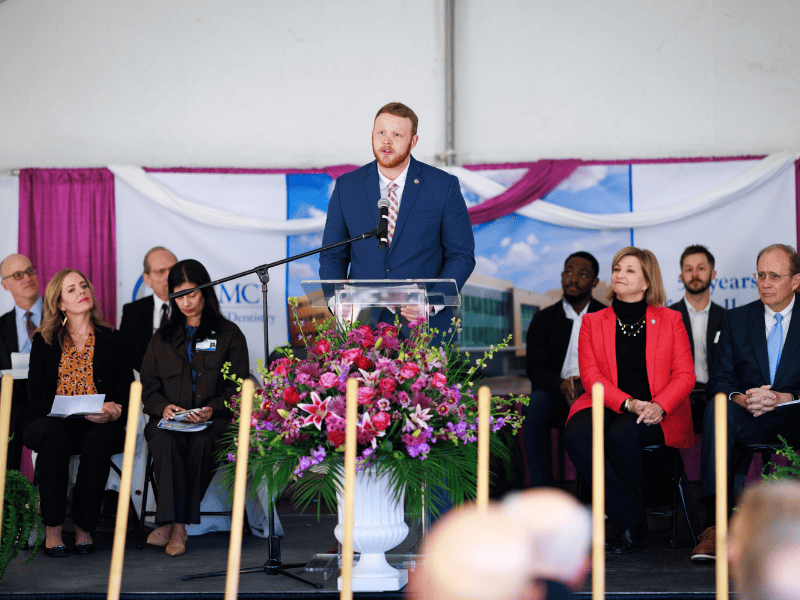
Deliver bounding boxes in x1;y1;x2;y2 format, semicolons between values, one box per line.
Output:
341;348;362;362
327;430;346;448
400;362;421;379
319;372;339;388
357;387;375;405
312;339;331;355
372;411;391;431
378;378;397;395
355;356;374;370
431;373;447;389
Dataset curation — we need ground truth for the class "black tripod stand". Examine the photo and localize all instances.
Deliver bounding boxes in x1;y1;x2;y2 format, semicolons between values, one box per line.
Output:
176;227;380;586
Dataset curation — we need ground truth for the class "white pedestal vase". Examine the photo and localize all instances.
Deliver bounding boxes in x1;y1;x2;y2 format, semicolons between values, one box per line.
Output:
335;467;409;591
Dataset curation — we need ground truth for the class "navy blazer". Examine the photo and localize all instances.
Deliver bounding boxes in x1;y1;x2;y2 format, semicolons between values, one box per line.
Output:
669;298;725;381
119;295;156;372
525;298;607;396
319;156;475;333
26;327;134;424
708;299;800;398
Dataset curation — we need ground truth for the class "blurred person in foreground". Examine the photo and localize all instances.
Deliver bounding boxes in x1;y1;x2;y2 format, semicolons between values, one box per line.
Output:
407;503;540;600
503;488;592;599
563;247;695;554
729;480;800;600
141;259;249;557
25;269;133;557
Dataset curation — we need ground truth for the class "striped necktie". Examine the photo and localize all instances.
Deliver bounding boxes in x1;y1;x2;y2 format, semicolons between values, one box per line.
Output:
387;182;399;245
768;313;784;384
25;311;35;340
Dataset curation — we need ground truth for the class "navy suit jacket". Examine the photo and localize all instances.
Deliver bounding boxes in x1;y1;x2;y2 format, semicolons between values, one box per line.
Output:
708;299;800;398
319;156;475;333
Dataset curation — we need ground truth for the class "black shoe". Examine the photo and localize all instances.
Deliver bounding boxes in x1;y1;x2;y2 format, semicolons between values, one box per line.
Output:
611;523;649;554
44;544;70;558
605;532;620;550
73;542;96;556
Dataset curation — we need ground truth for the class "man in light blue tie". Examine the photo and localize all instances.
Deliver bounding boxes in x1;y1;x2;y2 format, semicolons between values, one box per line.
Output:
693;244;800;562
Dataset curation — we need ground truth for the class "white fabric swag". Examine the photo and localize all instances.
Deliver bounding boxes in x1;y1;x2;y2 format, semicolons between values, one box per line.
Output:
110;151;798;234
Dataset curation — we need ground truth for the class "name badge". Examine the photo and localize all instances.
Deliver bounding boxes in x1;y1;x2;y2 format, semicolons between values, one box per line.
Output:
197;338;217;351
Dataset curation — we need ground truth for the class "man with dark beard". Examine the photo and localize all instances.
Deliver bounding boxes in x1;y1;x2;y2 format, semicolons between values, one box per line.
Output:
319;102;475;338
669;245;725;398
523;252;605;488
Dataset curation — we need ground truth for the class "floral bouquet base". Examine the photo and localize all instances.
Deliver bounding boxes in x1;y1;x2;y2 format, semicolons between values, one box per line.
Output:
334;467;409;591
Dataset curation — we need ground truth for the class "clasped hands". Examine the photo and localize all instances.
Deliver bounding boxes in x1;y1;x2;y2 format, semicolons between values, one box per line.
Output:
628;399;665;426
738;385;790;417
85;401;123;424
162;404;213;424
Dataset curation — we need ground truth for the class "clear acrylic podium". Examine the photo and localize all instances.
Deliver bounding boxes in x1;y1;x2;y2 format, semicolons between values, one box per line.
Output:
300;279;461;327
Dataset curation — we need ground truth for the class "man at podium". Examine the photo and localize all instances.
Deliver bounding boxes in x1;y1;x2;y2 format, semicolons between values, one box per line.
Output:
319;102;475;340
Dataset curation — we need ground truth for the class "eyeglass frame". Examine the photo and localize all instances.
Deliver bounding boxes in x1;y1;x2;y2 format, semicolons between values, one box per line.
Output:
1;266;37;281
753;271;796;283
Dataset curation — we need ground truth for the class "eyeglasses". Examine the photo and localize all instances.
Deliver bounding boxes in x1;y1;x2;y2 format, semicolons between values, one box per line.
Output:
147;267;171;276
753;272;793;282
1;267;36;281
562;269;593;281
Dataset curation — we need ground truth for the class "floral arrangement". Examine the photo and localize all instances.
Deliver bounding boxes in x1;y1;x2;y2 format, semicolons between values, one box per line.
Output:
221;300;527;517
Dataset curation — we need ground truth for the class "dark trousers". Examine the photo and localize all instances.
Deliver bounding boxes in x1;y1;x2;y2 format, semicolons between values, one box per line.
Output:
7;400;26;471
700;396;800;514
24;417;123;531
564;408;665;532
144;418;229;525
522;388;569;488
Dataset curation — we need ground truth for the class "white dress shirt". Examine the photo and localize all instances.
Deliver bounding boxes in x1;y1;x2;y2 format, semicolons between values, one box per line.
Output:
153;296;170;331
764;295;793;351
685;298;711;384
560;298;591;380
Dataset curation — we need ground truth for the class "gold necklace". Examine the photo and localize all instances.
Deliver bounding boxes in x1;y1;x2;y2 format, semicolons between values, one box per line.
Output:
617;315;645;337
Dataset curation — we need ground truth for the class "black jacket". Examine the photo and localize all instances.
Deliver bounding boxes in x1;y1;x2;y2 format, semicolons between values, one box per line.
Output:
525;297;607;396
27;326;134;424
119;295;156;372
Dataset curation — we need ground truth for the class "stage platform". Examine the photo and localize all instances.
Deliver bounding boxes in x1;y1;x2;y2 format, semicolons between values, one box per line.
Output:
0;499;719;600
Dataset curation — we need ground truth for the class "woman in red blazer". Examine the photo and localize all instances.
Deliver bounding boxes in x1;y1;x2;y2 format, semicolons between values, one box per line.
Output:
563;247;695;554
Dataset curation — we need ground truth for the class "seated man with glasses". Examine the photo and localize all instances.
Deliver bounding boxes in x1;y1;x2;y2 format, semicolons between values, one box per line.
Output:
693;243;800;562
0;254;42;470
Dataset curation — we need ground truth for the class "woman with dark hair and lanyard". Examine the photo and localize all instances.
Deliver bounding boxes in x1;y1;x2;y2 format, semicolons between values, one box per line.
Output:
140;259;249;556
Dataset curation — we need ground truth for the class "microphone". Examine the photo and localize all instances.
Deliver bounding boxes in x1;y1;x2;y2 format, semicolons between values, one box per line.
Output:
377;198;390;249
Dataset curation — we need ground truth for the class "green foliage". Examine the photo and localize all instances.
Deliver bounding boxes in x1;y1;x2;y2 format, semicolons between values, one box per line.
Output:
0;470;43;582
762;435;800;480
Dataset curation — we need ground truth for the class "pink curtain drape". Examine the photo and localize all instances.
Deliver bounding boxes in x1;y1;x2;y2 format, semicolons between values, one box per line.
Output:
18;169;117;325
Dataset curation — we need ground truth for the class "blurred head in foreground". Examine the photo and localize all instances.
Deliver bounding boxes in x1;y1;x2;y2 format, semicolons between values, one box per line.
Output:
730;480;800;600
502;488;592;590
407;503;541;600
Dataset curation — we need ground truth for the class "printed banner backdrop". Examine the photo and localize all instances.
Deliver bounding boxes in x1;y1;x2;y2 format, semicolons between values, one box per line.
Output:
633;159;796;309
115;172;289;377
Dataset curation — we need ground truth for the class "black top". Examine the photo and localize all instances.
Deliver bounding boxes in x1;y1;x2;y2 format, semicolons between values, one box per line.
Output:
613;297;651;403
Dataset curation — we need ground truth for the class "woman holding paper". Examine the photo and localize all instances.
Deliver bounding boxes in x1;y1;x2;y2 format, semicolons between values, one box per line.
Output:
25;269;134;557
563;247;695;554
141;259;249;557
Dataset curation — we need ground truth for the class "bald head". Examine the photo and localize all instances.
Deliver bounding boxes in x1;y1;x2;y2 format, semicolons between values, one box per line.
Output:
408;504;540;600
1;253;39;310
502;488;592;587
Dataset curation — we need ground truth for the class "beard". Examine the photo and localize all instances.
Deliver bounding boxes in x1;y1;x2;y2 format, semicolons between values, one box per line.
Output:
684;278;712;295
373;140;413;170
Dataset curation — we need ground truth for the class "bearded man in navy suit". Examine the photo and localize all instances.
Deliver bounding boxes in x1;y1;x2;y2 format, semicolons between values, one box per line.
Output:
693;244;800;562
319;102;475;338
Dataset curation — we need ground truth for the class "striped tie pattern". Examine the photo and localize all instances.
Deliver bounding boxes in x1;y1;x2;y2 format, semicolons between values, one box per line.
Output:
387;182;399;245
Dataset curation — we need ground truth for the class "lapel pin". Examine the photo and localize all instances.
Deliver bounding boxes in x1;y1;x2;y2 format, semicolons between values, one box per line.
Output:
651;319;656;324
414;179;419;184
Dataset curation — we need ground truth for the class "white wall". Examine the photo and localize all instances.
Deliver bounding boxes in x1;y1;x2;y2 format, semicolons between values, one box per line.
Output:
1;0;799;170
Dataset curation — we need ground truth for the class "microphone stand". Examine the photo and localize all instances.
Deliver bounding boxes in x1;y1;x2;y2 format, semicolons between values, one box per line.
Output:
177;227;379;587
